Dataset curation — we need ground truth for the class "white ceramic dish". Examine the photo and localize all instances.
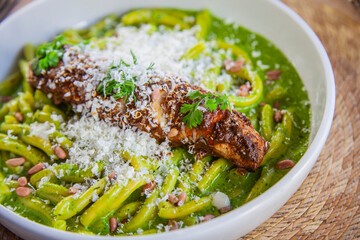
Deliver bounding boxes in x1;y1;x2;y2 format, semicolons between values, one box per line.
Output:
0;0;335;239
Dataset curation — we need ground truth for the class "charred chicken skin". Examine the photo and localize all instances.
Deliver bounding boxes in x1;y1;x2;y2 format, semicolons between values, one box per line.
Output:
28;51;269;171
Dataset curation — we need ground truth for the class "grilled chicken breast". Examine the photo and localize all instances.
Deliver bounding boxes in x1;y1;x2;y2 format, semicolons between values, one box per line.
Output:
28;50;268;171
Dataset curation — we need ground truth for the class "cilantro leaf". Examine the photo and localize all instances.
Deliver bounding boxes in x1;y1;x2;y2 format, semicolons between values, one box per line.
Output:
180;90;232;129
186;90;204;100
217;95;231;111
182;109;203;129
180;103;195;114
205;98;217;111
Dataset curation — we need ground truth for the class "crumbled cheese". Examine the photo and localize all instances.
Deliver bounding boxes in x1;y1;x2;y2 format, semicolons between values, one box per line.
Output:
50;114;63;122
38;176;50;188
92;192;99;202
61;115;171;187
7;130;17;140
256;60;269;70
252;50;261;58
29;122;56;140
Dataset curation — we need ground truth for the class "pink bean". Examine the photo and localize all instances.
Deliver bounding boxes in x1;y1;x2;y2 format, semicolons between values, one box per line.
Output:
17;177;28;187
15;187;31;197
109;217;118;233
276;160;295;170
54;146;67;159
6;157;26;167
28;163;45;175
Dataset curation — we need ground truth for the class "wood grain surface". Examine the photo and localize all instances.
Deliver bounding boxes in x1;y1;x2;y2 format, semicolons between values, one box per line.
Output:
1;0;359;239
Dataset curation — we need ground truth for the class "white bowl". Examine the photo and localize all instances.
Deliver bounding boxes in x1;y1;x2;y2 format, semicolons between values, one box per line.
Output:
0;0;335;239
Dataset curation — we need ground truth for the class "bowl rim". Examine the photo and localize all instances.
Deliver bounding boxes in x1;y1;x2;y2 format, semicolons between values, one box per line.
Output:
0;0;336;239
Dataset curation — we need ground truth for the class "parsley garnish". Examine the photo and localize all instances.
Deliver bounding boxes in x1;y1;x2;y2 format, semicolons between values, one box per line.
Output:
96;53;142;103
180;90;232;129
32;35;70;75
130;50;137;65
146;62;155;70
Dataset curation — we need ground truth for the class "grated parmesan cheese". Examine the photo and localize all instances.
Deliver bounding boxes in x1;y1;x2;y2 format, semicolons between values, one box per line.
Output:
60;115;171;186
29;122;56;140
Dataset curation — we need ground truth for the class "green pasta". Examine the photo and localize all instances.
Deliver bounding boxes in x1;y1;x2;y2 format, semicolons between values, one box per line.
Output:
229;68;264;108
181;42;207;60
0;172;10;203
54;177;107;220
282;111;293;136
189;156;212;183
195;9;212;40
120;150;154;170
123;190;159;232
266;85;286;100
34;90;53;108
80;176;152;227
158;196;212;219
160;168;180;196
20;135;56;159
17;197;55;227
261;125;288;166
0;133;48;164
0;123;30;135
53;163;105;183
246;166;275;202
33;111;62;129
19;60;33;94
216;40;252;65
49;131;73;150
203;61;222;92
260;104;274;142
0;105;9;123
23;43;36;61
114;201;143;221
54;219;67;231
42;105;67;121
0;72;21;96
7;98;20;113
198;158;232;193
122;9;190;30
3;115;18;124
30;169;58;188
36;182;70;205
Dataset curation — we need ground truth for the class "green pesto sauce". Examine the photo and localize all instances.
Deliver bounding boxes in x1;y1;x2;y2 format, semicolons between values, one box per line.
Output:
0;9;311;235
205;14;311;208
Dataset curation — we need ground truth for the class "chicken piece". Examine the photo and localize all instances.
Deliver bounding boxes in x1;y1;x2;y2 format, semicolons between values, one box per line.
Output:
28;53;268;171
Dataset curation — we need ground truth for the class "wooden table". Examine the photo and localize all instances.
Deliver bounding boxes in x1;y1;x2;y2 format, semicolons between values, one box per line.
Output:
1;0;359;239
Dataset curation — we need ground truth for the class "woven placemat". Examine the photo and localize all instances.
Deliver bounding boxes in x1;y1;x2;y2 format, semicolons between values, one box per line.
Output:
243;0;360;239
1;0;359;239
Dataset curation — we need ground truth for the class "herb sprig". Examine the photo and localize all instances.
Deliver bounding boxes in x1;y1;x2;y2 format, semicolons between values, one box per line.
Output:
180;90;232;129
96;60;137;102
32;35;70;75
96;51;155;103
